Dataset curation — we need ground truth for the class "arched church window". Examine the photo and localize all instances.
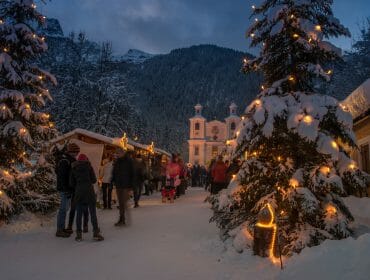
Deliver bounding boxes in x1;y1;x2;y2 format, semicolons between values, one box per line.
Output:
195;123;200;130
230;122;236;130
194;146;199;156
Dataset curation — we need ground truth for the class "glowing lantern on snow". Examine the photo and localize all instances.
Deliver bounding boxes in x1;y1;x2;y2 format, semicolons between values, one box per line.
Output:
254;203;280;265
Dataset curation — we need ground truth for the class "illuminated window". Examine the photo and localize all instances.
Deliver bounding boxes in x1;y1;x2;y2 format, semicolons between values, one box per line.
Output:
195;123;200;130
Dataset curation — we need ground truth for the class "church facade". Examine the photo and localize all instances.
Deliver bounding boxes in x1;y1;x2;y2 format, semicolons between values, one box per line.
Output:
188;103;240;166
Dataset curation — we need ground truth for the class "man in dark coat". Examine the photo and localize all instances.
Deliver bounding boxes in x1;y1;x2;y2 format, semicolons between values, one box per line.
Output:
55;143;80;238
69;154;104;241
111;151;134;226
133;154;147;208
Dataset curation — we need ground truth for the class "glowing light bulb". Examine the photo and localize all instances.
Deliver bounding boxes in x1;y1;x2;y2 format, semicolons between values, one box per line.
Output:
236;131;240;137
0;190;3;195
303;115;313;124
3;170;9;175
255;99;261;106
288;75;295;81
340;104;347;111
255;18;258;22
232;174;236;180
315;25;322;31
49;122;54;128
280;210;285;215
290;14;294;19
320;166;330;175
326;69;333;75
241;116;245;120
38;75;43;80
331;141;338;149
20;128;26;134
32;34;36;38
326;204;337;215
289;178;299;188
226;140;231;145
308;38;312;43
348;163;356;170
252;5;256;9
1;105;6;110
252;151;257;156
0;19;3;24
293;34;299;39
277;156;282;161
3;47;8;52
41;37;45;41
261;85;265;90
45;113;50;119
243;58;248;64
25;104;30;109
31;3;36;9
250;33;255;38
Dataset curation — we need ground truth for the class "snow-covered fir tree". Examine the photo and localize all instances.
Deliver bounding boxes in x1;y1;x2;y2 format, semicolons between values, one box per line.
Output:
211;0;368;257
0;0;58;220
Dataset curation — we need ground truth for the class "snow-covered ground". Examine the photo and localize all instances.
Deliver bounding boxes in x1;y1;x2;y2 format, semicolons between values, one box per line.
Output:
0;189;369;280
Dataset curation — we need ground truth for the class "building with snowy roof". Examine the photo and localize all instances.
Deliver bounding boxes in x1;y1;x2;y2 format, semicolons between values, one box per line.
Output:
341;79;370;174
188;103;240;166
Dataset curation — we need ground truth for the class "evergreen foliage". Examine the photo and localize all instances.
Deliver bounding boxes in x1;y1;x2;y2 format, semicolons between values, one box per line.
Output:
211;0;368;256
0;0;58;221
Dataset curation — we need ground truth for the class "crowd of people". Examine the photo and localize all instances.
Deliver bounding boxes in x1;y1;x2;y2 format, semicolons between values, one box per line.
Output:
54;144;192;242
188;156;241;194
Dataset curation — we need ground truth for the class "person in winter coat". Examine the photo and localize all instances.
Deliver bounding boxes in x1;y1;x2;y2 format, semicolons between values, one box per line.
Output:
55;143;80;238
99;156;114;209
192;162;201;187
133;154;147;208
162;154;181;203
111;151;134;226
69;154;104;242
211;156;228;194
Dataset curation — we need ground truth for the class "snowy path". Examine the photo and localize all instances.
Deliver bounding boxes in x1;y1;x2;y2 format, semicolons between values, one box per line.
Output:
1;189;370;280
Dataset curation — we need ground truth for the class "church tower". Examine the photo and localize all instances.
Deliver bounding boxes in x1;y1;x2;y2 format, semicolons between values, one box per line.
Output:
188;104;206;165
225;103;240;139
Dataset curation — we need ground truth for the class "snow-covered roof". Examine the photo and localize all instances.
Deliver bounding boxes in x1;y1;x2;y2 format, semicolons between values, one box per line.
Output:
50;128;171;157
49;128;134;150
341;79;370;120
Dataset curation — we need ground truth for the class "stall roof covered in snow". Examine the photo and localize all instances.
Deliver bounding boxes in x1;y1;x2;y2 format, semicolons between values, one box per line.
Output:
49;128;171;157
341;79;370;121
49;128;134;150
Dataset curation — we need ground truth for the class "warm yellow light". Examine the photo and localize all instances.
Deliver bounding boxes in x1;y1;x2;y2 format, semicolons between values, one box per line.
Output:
25;104;30;109
243;58;248;64
308;38;312;43
277;156;282;161
315;25;322;31
3;47;8;52
45;113;50;119
289;178;299;188
250;33;255;38
303;115;313;124
49;123;54;128
0;20;3;24
348;163;356;170
255;203;279;264
32;34;36;38
1;105;6;110
241;116;245;120
261;85;265;90
326;204;337;215
326;69;333;75
331;141;338;149
38;75;43;80
20;128;26;134
290;14;294;19
232;174;236;179
255;99;261;106
293;33;299;38
280;210;285;215
252;151;257;156
0;190;3;195
288;75;295;81
320;166;331;175
41;37;45;41
3;170;9;175
236;131;240;137
340;104;347;111
226;140;231;145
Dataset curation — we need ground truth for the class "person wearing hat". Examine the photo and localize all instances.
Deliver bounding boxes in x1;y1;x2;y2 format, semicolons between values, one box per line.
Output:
55;142;80;238
70;153;104;241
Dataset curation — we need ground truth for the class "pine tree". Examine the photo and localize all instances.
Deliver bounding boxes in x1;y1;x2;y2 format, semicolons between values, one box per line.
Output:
211;0;367;257
0;0;58;220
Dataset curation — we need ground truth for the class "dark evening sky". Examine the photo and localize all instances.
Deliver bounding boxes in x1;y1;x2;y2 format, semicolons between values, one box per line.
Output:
42;0;369;55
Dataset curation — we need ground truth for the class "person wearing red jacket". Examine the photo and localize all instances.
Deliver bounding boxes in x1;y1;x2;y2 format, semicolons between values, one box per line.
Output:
211;156;228;194
162;154;181;202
